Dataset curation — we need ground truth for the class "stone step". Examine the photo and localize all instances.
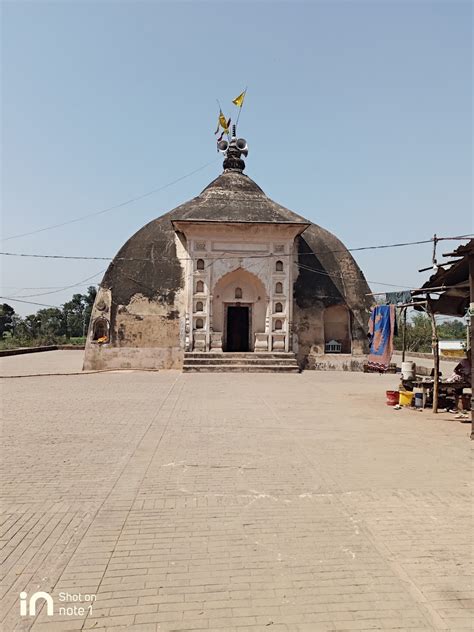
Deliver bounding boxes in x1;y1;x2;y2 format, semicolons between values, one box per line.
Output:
184;352;296;359
184;357;298;366
183;351;299;373
183;364;300;373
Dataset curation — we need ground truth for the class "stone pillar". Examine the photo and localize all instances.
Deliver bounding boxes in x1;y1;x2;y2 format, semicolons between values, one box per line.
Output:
187;254;194;352
265;298;271;352
288;241;295;352
206;293;212;352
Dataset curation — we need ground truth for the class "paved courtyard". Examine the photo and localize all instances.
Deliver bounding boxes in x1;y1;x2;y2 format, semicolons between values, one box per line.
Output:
0;351;472;632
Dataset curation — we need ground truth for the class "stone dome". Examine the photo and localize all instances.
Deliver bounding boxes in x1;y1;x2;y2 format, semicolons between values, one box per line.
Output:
85;164;371;370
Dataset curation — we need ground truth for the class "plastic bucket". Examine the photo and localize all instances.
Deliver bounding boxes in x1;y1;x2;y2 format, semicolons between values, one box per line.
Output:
386;390;399;406
414;393;423;408
399;391;414;406
401;361;416;380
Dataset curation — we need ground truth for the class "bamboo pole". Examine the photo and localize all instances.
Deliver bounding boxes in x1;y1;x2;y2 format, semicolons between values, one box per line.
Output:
469;254;474;440
429;308;439;413
401;307;407;363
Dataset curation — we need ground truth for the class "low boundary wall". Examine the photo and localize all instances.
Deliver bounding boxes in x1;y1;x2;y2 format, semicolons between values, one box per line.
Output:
0;345;84;357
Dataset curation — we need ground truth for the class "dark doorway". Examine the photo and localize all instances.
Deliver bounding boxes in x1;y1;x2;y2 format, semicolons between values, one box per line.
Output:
226;306;249;351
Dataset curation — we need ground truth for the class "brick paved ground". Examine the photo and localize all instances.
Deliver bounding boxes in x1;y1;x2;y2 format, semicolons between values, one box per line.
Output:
0;351;83;377
0;352;472;631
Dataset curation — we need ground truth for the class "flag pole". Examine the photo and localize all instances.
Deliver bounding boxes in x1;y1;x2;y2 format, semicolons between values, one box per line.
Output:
235;87;247;131
216;99;231;141
214;99;221;141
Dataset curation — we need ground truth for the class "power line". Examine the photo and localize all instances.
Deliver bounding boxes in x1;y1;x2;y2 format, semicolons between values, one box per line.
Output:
1;252;115;261
1;235;471;263
366;280;416;289
12;270;105;299
295;262;415;289
0;270;462;313
2;235;471;306
1;284;95;290
0;296;60;308
347;234;472;253
1;159;218;242
0;271;104;308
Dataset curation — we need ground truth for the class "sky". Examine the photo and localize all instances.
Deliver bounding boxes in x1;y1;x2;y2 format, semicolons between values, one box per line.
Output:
2;1;472;315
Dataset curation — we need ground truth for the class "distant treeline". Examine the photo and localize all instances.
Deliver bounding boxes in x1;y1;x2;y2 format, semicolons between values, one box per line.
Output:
394;313;466;353
0;286;96;349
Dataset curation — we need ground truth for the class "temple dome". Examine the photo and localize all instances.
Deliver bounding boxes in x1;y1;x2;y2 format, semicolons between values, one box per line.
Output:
86;162;371;371
101;169;369;309
171;170;309;225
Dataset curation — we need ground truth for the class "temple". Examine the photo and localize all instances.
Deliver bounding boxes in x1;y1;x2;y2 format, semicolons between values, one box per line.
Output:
83;134;371;371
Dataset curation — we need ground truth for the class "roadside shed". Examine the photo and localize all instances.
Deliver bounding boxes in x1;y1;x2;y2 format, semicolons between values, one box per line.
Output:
412;239;473;437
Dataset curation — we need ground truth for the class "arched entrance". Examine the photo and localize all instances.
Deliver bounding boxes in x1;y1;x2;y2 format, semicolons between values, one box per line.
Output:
226;305;250;351
212;268;267;352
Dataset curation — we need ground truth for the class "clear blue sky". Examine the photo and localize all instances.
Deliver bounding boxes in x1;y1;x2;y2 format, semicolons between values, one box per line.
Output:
2;1;472;315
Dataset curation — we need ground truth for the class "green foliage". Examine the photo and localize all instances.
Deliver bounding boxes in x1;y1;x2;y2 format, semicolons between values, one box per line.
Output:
394;312;467;353
0;286;98;348
0;334;87;350
438;319;466;340
38;308;65;337
0;303;15;336
62;286;97;338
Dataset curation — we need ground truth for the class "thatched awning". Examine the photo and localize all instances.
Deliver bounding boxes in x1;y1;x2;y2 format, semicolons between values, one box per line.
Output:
411;239;473;316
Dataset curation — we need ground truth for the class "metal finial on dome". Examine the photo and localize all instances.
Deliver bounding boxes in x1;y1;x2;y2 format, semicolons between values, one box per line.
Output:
218;129;249;173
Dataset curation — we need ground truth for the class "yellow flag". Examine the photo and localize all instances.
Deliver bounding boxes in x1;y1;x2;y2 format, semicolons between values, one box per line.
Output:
219;112;229;130
232;91;246;107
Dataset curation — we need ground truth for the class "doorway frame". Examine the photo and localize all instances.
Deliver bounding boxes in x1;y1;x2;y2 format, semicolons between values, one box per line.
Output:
223;302;253;352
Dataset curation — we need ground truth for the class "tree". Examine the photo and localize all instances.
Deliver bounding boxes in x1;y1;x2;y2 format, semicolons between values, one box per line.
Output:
1;286;99;346
83;286;97;335
10;314;24;336
37;308;65;337
394;312;467;353
404;313;432;352
62;294;83;338
0;303;15;337
16;314;42;339
61;287;97;338
438;319;466;340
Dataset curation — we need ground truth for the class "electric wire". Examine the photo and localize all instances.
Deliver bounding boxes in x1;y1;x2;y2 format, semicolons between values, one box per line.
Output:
10;270;105;299
2;234;471;309
0;297;61;308
1;285;88;290
1;158;219;242
1;234;471;264
1;269;463;312
295;262;416;289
